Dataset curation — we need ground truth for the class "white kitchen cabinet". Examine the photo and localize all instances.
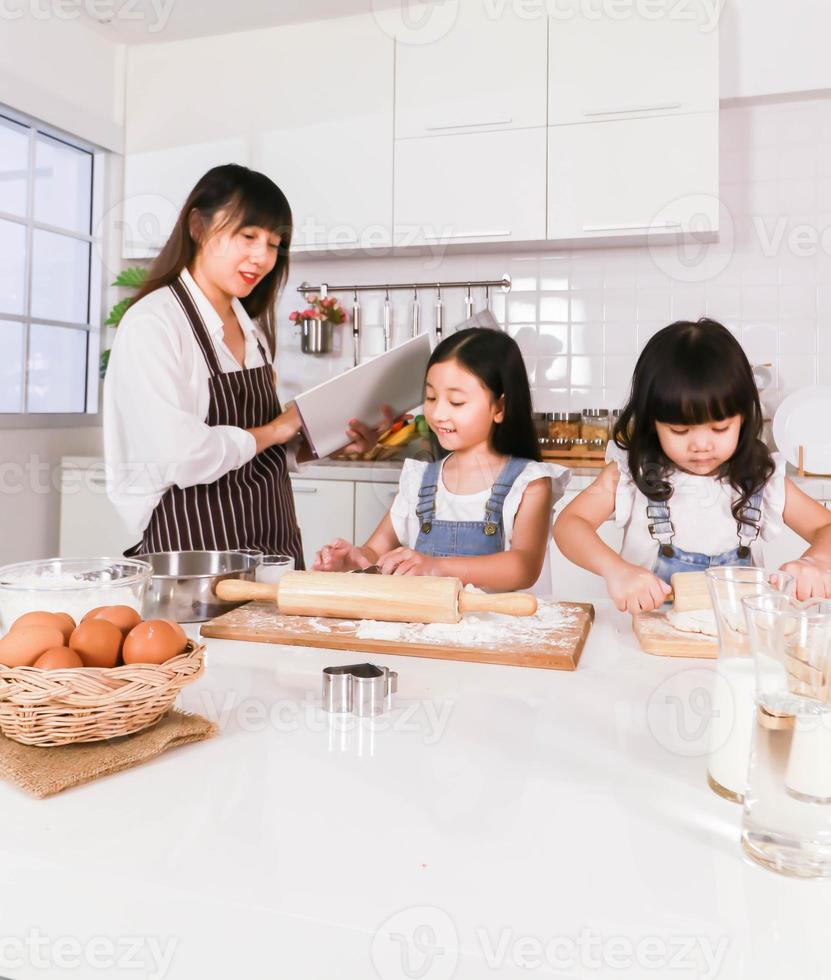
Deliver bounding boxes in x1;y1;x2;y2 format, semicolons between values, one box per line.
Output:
59;462;136;558
394;127;547;247
291;478;355;570
394;3;547;139
547;2;718;126
547;111;718;242
250;16;394;251
354;481;399;545
123;15;394;257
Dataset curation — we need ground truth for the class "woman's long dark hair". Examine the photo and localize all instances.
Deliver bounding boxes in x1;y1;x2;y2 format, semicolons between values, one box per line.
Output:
427;327;541;461
613;318;774;520
131;164;292;357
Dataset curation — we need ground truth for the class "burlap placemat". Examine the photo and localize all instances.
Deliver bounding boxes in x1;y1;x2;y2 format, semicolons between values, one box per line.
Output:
0;709;219;799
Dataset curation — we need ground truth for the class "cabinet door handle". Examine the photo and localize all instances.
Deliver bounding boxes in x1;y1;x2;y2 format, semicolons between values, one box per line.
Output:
87;475;108;489
424;230;512;240
424;116;513;132
293;486;319;494
582;102;682;118
581;221;682;233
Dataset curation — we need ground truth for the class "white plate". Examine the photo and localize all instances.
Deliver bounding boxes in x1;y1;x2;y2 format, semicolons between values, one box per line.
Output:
772;386;831;474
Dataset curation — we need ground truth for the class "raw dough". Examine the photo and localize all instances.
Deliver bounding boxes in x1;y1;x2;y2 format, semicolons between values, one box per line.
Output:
666;608;719;637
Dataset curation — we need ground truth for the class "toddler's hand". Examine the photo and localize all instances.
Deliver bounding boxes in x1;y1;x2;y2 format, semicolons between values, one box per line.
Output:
605;561;672;613
313;538;370;572
780;556;831;601
377;547;438;577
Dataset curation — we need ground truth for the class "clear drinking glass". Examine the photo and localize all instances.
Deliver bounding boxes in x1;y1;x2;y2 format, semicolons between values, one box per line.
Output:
705;566;794;803
741;594;831;877
256;554;295;585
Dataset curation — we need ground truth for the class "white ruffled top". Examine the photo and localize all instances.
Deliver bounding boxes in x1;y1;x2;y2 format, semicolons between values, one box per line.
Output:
390;456;571;596
605;441;787;570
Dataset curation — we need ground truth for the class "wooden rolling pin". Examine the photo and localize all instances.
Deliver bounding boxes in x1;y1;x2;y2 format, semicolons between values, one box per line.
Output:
668;571;710;611
216;571;538;625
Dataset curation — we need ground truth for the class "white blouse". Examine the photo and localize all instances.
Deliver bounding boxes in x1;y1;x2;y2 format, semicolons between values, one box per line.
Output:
606;441;787;570
390;456;571;595
103;268;297;537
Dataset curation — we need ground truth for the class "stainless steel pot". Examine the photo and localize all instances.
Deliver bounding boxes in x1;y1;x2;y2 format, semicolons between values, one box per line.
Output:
138;550;260;623
301;317;332;355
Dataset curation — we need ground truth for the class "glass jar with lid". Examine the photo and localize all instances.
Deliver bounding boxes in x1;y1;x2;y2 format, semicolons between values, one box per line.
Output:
581;409;610;443
547;412;581;441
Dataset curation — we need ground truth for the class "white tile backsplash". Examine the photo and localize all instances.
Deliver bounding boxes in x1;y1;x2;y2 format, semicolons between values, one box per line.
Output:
277;95;831;413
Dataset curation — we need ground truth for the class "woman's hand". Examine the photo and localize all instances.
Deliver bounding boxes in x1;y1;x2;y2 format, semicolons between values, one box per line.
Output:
604;560;672;613
248;403;302;454
780;556;831;601
342;405;395;456
378;547;440;577
313;538;371;572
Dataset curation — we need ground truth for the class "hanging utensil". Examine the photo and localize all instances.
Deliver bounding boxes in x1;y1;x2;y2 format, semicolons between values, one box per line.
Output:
351;289;361;366
464;283;474;322
435;285;444;342
383;288;392;351
411;285;420;338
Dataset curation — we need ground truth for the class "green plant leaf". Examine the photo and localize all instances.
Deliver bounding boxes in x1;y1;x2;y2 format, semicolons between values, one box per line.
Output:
99;348;111;380
112;267;148;289
105;297;133;327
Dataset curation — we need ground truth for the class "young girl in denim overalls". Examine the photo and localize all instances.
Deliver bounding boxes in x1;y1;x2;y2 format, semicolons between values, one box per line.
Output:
314;328;570;595
554;318;831;610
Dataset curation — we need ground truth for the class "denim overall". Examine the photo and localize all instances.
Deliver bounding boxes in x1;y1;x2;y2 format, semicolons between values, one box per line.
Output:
414;457;529;557
647;491;764;584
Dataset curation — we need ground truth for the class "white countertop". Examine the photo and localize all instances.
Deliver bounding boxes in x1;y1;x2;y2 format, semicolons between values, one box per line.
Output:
62;456;831;499
0;602;823;979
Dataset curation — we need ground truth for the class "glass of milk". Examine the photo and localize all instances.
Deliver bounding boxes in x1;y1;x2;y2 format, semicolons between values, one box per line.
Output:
256;555;295;585
741;593;831;877
705;566;794;803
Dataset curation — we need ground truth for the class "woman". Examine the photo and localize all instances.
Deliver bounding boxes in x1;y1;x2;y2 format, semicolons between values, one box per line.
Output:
104;164;384;567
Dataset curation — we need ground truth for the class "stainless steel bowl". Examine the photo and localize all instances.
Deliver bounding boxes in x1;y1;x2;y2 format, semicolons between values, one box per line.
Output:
138;551;260;623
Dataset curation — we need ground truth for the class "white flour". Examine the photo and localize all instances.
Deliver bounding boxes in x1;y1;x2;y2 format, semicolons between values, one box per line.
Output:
354;600;576;648
0;574;141;635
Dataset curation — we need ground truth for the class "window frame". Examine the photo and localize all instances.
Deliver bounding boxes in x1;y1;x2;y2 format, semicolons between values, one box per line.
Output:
0;103;107;430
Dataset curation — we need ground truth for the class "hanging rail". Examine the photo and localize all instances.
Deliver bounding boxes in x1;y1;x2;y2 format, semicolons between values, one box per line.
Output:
297;273;512;296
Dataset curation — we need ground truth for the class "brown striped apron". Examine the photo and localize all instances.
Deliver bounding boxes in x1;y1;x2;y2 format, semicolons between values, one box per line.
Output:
125;275;304;567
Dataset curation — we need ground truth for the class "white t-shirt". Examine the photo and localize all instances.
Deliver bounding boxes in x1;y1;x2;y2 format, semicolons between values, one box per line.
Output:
606;441;788;570
390;456;571;595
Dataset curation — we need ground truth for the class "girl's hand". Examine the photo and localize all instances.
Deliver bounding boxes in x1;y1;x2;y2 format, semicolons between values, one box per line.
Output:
605;561;672;613
780;556;831;601
313;538;371;572
377;547;440;577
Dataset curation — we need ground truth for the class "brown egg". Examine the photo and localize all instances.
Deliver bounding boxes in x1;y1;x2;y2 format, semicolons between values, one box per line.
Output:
122;620;186;665
11;610;76;644
34;647;84;669
69;620;123;668
0;626;66;668
161;619;188;648
82;605;142;637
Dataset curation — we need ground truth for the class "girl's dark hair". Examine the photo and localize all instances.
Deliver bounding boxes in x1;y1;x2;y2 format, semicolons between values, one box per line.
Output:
613;317;774;520
426;327;541;461
131;164;292;357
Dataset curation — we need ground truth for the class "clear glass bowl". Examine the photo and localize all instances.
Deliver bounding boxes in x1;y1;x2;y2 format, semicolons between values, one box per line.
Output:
0;557;152;635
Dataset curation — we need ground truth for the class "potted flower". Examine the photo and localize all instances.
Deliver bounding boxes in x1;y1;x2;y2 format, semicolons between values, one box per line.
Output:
289;295;347;355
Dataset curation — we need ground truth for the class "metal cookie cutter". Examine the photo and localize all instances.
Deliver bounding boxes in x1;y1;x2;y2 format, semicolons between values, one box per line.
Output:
322;663;398;717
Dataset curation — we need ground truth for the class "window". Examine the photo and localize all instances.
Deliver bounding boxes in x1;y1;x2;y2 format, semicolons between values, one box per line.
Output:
0;107;103;420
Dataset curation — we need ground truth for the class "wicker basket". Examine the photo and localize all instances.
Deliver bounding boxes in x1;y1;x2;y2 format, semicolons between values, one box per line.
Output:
0;641;206;747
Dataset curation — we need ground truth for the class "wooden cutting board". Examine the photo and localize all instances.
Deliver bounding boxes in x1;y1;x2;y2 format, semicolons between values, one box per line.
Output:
201;599;595;671
632;611;718;658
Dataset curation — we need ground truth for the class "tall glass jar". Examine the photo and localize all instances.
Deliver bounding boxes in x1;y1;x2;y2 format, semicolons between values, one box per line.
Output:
704;566;794;804
580;409;609;443
741;594;831;877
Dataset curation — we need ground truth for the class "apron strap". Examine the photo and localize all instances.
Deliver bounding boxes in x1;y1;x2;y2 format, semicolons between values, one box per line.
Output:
170;275;223;378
